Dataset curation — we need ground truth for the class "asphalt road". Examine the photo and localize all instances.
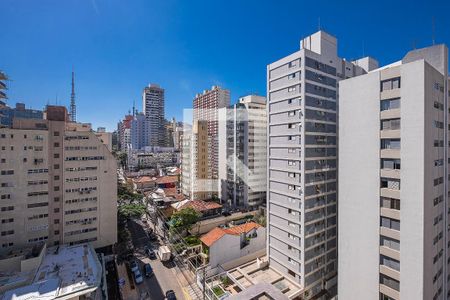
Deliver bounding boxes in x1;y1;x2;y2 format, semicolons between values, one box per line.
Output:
128;219;186;300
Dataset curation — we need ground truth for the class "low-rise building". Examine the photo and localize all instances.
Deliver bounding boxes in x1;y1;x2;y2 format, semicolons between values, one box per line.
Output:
171;199;222;219
200;222;265;274
0;243;103;300
132;176;157;192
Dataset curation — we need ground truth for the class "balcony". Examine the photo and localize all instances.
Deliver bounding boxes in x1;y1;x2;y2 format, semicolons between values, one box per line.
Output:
380;149;400;159
379;245;400;261
379;284;400;300
380;108;400;120
380;188;400;199
380;207;400;220
380;169;400;179
380;227;400;241
380;129;400;139
380;265;400;281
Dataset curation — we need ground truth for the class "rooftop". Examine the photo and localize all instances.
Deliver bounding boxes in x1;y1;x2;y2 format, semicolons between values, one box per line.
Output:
200;222;261;247
171;199;222;213
1;244;101;300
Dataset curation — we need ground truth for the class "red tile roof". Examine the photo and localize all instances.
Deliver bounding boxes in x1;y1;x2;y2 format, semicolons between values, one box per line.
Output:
200;222;261;247
156;176;178;185
134;176;156;183
180;200;222;212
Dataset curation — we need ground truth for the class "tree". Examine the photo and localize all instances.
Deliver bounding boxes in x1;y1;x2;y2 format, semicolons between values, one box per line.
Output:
117;152;127;168
118;203;146;219
170;207;200;235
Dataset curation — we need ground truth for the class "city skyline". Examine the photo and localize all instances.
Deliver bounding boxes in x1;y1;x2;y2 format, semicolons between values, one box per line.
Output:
1;0;450;131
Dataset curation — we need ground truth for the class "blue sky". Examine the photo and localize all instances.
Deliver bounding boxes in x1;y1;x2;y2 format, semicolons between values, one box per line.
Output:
1;0;449;131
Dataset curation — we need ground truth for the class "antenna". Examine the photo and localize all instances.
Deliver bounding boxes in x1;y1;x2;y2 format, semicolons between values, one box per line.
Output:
432;16;436;45
70;67;76;122
133;99;136;117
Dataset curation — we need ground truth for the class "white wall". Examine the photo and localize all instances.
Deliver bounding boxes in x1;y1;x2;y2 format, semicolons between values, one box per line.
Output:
338;70;381;300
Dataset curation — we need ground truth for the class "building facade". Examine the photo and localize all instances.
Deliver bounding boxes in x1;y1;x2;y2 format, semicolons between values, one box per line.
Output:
219;95;267;208
0;102;43;128
339;45;449;300
181;120;211;200
193;86;230;196
0;106;117;255
142;83;165;147
130;112;150;150
267;30;373;298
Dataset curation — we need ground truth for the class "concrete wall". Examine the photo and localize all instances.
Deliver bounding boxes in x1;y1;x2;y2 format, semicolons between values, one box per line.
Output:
338;70;381;300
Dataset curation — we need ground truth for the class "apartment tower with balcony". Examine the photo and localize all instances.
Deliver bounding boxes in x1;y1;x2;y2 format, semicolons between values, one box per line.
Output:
267;30;376;298
219;94;267;209
0;106;117;255
339;45;450;300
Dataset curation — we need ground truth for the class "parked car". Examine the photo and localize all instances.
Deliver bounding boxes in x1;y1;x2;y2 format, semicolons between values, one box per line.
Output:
144;263;153;277
129;260;139;272
221;211;231;217
134;270;143;284
146;248;157;259
165;290;176;300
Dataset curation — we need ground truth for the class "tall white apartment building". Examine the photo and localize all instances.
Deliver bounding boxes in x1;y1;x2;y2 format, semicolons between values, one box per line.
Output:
0;106;117;255
267;30;375;298
219;95;267;208
142;83;165;147
339;45;449;300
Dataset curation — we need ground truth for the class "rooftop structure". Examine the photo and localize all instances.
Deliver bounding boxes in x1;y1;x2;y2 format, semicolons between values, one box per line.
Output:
0;243;102;300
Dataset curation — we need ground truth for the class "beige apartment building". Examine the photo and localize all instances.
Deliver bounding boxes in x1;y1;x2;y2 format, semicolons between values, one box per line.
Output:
339;45;449;300
181;120;211;200
0;106;117;256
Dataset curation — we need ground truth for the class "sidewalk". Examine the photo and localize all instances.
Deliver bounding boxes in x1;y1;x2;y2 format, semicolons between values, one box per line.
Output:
171;259;203;300
117;262;139;300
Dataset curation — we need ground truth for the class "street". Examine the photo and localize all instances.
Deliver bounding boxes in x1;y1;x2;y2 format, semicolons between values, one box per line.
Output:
128;218;187;300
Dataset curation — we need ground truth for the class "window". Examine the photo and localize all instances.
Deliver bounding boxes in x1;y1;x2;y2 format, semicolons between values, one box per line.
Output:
288;148;296;153
380;98;400;111
54;164;60;169
54;219;60;224
288;73;296;79
381;139;400;149
381;197;400;210
288;123;296;129
381;159;401;170
288;270;296;277
380;236;400;251
380;274;399;291
288;172;296;178
54;153;59;159
54;208;60;213
434;120;444;129
288;111;296;117
380;255;400;271
288;160;296;166
54;175;60;180
380;216;400;231
381;119;400;130
288;136;296;141
53;131;60;136
434;140;444;147
54;142;59;147
288;185;296;191
54;186;60;191
288;61;296;68
287;86;296;92
380;77;401;91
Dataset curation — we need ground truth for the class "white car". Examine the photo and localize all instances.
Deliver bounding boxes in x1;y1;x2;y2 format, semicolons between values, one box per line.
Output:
134;270;143;284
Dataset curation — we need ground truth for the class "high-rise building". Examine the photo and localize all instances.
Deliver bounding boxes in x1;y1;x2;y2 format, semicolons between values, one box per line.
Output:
192;85;230;196
0;102;43;128
0;71;8;102
267;30;374;298
117;114;133;151
0;106;117;255
130;112;150;150
339;44;449;300
181;121;211;200
219;95;267;208
142;84;165;147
